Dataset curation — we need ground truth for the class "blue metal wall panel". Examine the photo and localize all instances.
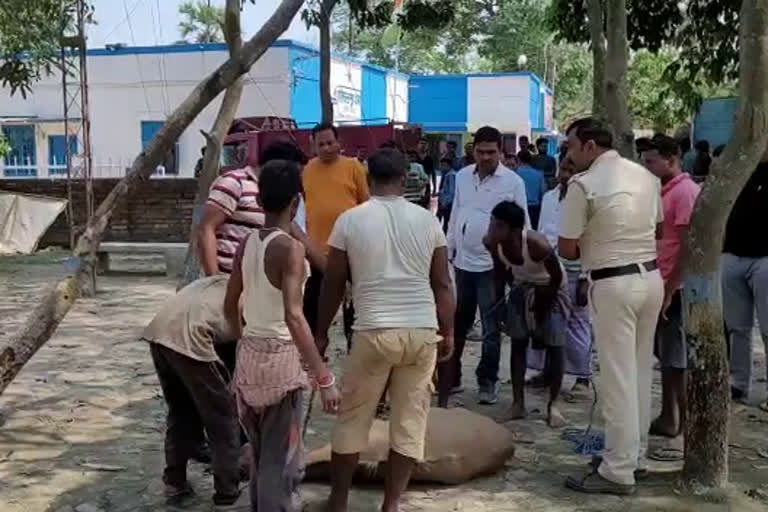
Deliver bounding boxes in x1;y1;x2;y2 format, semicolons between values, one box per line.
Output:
361;66;388;125
529;75;542;130
408;76;467;133
694;97;737;148
289;46;321;127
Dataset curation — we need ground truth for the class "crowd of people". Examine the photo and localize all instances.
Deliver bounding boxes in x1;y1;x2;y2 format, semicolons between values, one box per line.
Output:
141;117;767;510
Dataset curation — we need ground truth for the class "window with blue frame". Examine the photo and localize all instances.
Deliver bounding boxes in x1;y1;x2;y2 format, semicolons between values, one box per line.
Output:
48;135;78;175
141;120;178;175
2;125;37;177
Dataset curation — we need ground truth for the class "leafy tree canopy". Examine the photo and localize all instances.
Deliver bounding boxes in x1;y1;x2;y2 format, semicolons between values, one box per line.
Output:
0;0;87;98
179;0;225;44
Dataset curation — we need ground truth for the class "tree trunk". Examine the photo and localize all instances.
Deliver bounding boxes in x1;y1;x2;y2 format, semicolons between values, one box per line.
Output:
587;0;606;121
683;0;768;488
178;0;244;289
603;0;634;159
319;0;338;124
0;0;306;396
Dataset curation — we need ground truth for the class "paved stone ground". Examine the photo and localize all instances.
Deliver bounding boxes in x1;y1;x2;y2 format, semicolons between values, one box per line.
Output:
1;251;767;512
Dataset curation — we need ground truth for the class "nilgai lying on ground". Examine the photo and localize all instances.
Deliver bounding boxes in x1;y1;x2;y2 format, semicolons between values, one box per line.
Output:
300;407;516;485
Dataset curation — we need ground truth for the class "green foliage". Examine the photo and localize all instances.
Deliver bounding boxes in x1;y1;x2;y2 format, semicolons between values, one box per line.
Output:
549;0;739;118
179;0;225;44
0;0;85;98
0;134;10;157
548;0;683;51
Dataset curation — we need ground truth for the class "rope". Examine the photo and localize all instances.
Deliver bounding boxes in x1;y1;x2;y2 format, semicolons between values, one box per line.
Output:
561;378;604;455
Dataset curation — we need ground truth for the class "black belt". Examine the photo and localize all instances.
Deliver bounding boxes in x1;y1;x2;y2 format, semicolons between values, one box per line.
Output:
590;260;658;281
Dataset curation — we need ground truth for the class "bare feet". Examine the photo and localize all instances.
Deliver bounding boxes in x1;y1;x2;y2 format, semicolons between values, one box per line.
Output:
547;401;567;428
508;402;527;420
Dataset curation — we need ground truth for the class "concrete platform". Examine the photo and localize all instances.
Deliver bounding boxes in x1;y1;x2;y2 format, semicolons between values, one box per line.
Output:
96;242;188;278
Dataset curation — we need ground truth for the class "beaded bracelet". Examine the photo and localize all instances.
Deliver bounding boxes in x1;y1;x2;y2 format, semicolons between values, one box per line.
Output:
317;373;335;389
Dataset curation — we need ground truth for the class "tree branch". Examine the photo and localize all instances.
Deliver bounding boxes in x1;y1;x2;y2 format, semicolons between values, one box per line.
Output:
603;0;634;158
0;0;305;396
178;0;245;288
587;0;606;120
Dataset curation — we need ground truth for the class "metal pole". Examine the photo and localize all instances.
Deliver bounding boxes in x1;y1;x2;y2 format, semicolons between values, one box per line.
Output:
77;0;96;291
61;46;76;250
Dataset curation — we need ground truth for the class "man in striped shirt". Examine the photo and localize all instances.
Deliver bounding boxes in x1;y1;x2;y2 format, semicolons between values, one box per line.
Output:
198;141;308;275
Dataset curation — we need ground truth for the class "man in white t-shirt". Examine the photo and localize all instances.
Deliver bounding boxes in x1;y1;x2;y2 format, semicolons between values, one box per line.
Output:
315;148;455;512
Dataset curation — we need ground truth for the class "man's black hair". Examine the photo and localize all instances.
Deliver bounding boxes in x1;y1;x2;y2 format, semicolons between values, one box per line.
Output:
440;157;453;165
518;150;533;165
536;137;548;147
695;140;710;153
312;122;338;139
679;137;691;154
367;148;407;185
566;117;613;149
649;134;681;158
258;139;308;166
491;201;526;229
379;139;399;150
474;126;502;148
635;137;653;155
446;140;457;148
258;160;302;213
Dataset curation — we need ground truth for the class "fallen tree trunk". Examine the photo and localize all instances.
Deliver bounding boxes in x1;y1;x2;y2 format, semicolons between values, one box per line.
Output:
0;0;305;396
178;0;244;289
683;0;768;488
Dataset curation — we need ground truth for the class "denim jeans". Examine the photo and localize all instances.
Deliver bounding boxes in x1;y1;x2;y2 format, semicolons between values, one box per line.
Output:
451;268;500;389
722;253;768;395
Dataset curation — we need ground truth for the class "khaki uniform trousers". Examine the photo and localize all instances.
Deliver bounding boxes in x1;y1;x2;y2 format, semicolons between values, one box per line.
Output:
591;270;663;485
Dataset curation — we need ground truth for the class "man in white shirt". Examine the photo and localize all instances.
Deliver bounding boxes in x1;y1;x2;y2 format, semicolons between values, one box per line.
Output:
560;118;663;496
441;126;529;406
315;148;455;512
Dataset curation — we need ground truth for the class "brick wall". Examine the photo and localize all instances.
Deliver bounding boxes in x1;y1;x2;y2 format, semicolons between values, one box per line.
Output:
0;179;198;248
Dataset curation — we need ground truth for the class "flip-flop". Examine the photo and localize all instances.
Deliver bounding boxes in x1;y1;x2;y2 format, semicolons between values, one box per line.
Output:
649;447;684;462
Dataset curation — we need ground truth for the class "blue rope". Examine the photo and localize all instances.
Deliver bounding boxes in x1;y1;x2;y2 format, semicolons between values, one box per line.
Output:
561;378;604;455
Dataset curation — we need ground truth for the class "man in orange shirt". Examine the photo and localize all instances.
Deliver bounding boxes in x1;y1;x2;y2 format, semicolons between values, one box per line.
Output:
303;123;370;342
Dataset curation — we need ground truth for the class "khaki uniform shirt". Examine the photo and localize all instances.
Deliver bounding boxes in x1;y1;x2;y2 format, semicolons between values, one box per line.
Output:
560;150;663;272
142;275;236;362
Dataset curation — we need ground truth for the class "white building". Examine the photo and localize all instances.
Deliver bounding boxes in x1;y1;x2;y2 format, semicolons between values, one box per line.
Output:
0;40;409;179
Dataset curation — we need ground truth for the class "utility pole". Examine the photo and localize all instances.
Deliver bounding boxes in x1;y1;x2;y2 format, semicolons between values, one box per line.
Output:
61;0;95;293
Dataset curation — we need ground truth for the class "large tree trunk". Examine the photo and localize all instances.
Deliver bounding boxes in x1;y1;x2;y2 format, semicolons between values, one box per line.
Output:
603;0;634;158
319;0;338;124
587;0;606;121
178;0;245;289
0;0;305;396
683;0;768;488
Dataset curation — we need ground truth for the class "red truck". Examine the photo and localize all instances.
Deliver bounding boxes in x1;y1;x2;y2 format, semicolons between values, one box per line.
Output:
220;116;423;172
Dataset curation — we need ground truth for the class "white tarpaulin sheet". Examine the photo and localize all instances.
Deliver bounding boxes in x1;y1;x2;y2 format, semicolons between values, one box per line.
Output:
0;191;67;255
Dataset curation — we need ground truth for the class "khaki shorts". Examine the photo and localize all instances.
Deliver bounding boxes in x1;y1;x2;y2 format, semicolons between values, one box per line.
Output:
332;328;439;461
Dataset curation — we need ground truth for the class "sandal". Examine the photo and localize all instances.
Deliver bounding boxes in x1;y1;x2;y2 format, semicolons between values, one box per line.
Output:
649;446;684;462
565;470;637;495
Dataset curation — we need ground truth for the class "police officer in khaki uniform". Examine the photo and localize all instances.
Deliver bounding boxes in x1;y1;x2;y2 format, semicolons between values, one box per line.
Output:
558;118;664;495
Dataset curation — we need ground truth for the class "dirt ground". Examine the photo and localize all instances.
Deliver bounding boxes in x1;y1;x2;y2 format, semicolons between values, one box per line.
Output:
1;251;767;512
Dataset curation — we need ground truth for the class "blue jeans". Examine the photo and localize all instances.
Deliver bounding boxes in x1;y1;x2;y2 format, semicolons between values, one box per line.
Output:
451;268;500;389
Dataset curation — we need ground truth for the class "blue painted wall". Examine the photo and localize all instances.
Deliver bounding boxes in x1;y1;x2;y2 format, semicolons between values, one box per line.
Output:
289;46;321;128
361;66;387;125
528;75;542;130
694;97;737;149
408;76;467;132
